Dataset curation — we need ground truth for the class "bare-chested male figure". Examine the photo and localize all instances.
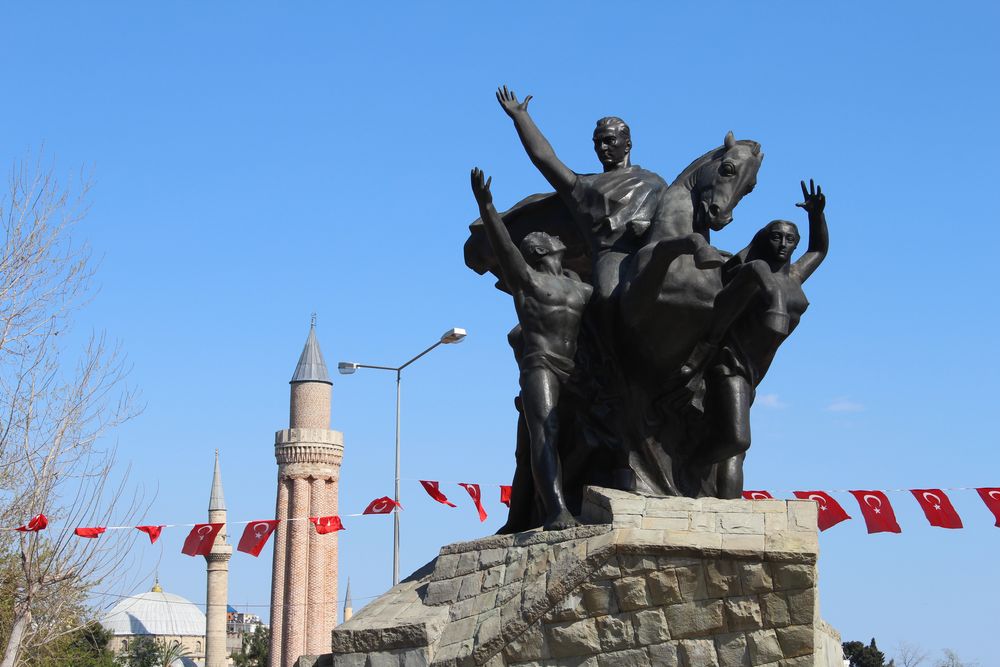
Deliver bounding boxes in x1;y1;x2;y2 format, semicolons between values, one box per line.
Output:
471;167;593;530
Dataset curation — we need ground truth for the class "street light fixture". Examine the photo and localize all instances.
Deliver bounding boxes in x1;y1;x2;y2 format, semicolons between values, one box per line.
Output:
338;327;467;586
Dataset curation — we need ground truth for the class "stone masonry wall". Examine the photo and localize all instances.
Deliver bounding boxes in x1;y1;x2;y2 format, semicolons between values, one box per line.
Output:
326;487;836;667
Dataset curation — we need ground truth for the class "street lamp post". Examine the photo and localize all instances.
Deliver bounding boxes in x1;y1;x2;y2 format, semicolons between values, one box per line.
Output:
338;327;467;586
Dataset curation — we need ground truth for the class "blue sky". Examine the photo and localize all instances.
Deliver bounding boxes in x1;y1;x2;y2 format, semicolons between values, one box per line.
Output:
2;2;998;663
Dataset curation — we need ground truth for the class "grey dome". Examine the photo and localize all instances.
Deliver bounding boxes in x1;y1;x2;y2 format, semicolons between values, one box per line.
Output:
101;590;206;637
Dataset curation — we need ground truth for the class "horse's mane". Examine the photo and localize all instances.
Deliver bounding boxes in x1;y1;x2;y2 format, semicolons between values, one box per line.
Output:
671;139;762;185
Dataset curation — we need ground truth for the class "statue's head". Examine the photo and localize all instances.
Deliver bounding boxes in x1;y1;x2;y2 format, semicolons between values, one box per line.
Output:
752;220;800;264
692;131;764;232
593;117;631;169
519;231;566;267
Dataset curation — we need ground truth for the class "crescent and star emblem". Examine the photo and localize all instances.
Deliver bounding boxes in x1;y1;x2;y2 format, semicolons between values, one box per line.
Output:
922;491;942;510
372;500;389;513
988;490;1000;501
751;492;769;500
253;522;270;538
862;494;883;514
807;494;828;511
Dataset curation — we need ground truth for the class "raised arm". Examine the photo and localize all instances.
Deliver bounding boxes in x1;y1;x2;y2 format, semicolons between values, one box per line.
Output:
471;168;530;287
792;179;829;283
496;86;577;197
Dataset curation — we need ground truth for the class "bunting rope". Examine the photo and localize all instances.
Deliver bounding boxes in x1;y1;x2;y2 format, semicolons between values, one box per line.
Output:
4;482;998;551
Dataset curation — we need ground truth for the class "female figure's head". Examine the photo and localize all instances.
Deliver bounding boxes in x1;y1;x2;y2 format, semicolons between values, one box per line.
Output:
748;220;799;265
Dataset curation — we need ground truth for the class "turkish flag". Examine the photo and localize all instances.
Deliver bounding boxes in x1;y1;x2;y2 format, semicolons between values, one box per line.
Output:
742;490;774;500
15;514;48;532
500;485;512;508
310;516;345;534
849;490;901;534
459;483;488;522
181;523;224;556
793;491;852;531
911;489;963;529
237;520;279;557
420;481;456;507
136;525;164;544
976;488;1000;527
363;497;401;515
74;526;106;539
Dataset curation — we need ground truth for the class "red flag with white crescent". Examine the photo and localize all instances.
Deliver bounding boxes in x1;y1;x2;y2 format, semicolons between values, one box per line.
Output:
310;516;345;534
910;489;963;529
15;514;48;532
793;491;852;531
74;526;106;539
363;497;401;515
459;483;488;522
849;490;901;534
500;485;512;508
181;523;224;556
976;487;1000;527
420;481;456;507
237;520;279;557
742;490;774;500
136;525;164;544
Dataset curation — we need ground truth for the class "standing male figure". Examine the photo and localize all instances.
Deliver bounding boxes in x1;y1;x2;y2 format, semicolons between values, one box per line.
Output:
471;168;593;530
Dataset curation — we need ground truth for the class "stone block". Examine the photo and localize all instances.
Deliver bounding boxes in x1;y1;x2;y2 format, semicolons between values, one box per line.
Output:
613;576;651;611
746;629;783;664
673;563;709;601
438;616;477;648
764;531;817;554
455;551;479;576
596;648;651;667
705;560;742;597
679;639;720;667
759;592;790;628
763;512;788;534
457;572;484;601
663;529;724;550
772;564;815;591
647;641;680;664
475;610;501;646
689;511;716;532
722;533;766;552
640;516;690;531
432;554;460;581
331;654;367;667
725;596;763;631
647;569;684;606
481;565;505;590
593;557;621;580
547;619;600;658
479;548;506;569
663;600;725;639
424;578;461;606
738;562;772;594
368;652;398;667
788;501;818;531
718;513;765;534
714;632;750;667
503;623;546;663
786;589;815;625
596;613;633;651
545;591;586;623
775;624;813;658
749;500;787;514
619;554;659;575
632;608;669;645
399;649;429;667
580;581;616;616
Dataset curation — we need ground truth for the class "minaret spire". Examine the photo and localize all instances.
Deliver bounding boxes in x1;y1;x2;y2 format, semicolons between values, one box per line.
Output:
209;448;226;511
343;578;353;623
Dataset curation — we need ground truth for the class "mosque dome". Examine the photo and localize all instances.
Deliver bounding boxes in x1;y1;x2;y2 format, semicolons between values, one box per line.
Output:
101;583;206;637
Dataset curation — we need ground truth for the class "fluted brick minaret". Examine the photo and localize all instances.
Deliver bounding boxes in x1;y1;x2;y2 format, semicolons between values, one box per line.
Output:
269;322;344;667
205;450;231;667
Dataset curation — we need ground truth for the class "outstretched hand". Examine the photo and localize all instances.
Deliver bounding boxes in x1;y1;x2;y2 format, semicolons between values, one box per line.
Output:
795;179;825;215
496;85;532;118
471;168;493;207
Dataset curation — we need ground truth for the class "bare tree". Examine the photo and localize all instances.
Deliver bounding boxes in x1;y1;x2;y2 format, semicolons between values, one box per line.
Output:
935;649;978;667
895;642;929;667
0;157;143;667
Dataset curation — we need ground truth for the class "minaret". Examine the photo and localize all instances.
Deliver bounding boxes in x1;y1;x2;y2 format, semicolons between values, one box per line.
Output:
269;321;344;667
205;450;231;667
342;579;353;623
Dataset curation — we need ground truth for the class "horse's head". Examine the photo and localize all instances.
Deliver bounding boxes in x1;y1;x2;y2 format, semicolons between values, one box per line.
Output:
690;131;763;232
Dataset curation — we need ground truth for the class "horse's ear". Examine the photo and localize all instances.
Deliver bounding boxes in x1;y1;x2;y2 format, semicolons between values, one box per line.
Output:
724;131;736;149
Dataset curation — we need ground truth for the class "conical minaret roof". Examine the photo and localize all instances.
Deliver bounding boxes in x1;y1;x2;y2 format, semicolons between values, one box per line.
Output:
290;318;332;385
209;449;225;512
344;578;352;610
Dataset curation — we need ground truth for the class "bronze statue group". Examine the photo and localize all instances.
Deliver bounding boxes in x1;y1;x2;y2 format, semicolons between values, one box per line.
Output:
465;87;828;532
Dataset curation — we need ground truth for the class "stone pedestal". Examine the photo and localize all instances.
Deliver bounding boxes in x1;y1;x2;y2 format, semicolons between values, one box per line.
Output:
325;487;842;667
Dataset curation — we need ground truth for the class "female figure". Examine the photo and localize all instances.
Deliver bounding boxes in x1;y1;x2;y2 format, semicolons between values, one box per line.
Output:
681;180;829;497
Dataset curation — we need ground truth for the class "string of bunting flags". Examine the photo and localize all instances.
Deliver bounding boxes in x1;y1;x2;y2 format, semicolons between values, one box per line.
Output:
4;484;998;556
